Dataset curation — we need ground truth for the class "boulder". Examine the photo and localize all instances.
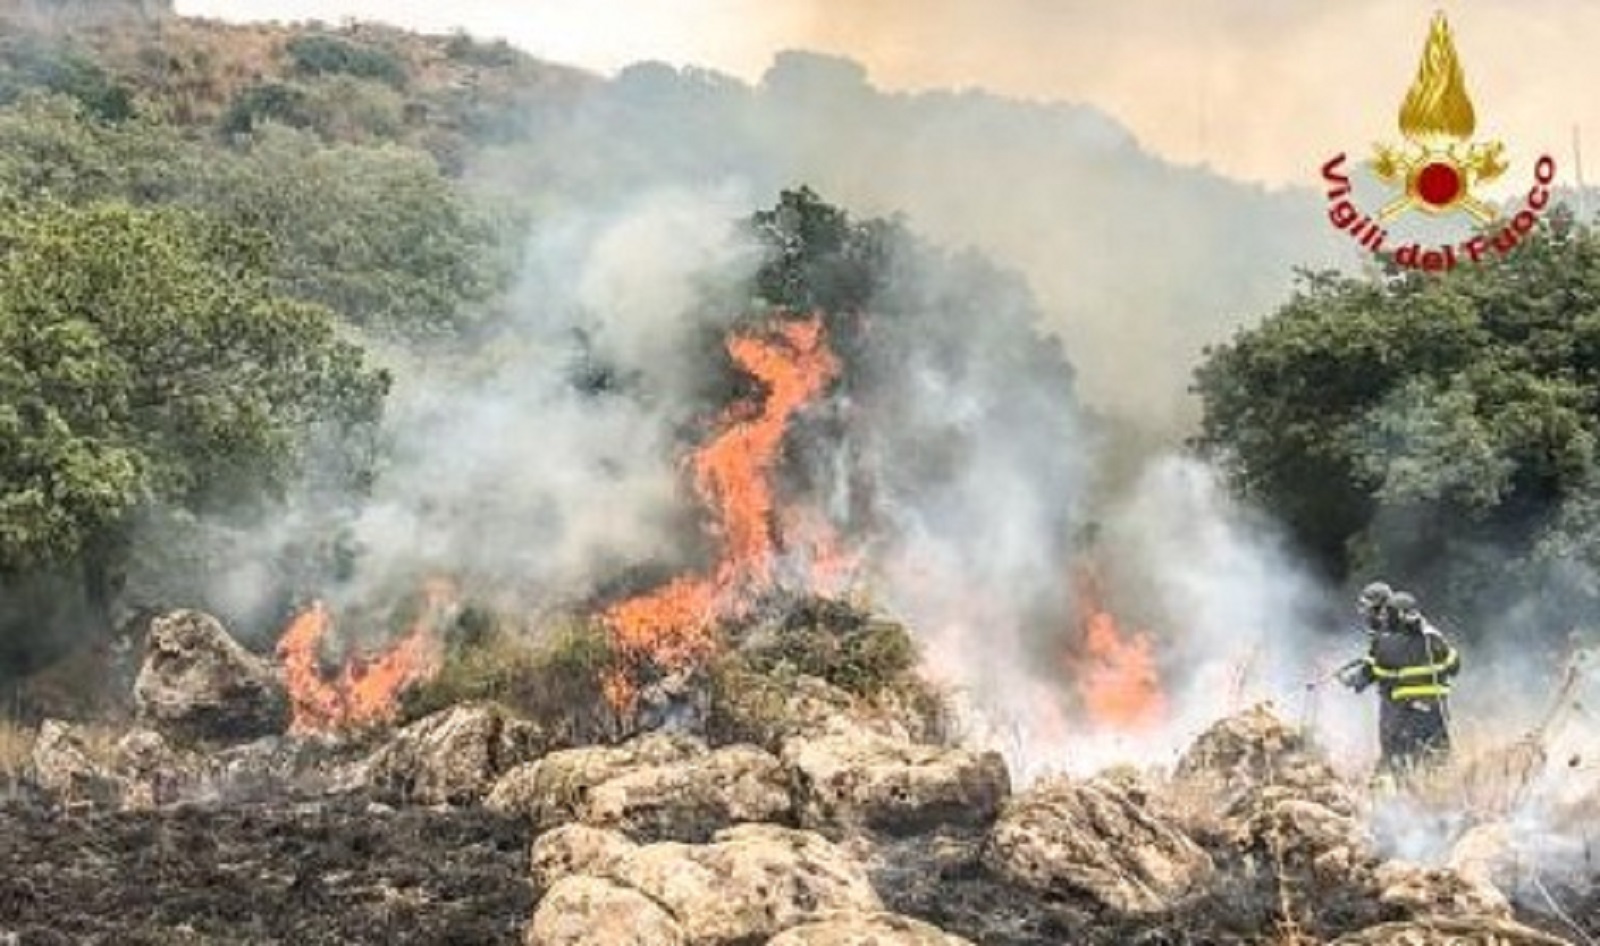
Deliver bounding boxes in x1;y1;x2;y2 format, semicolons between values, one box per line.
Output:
768;911;975;945
783;729;1009;837
1374;860;1512;921
1247;795;1376;883
29;720;120;804
529;824;637;895
982;775;1213;917
1171;703;1358;823
603;823;883;945
710;669;935;750
526;875;686;946
133;609;289;742
111;727;190;809
1331;917;1573;945
581;743;792;841
485;732;704;829
364;702;546;805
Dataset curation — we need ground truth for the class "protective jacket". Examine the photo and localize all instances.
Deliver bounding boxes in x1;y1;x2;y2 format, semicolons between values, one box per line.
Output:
1353;619;1460;702
1348;618;1460;771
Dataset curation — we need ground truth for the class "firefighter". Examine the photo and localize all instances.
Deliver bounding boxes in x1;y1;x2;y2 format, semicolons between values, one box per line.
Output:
1340;590;1460;775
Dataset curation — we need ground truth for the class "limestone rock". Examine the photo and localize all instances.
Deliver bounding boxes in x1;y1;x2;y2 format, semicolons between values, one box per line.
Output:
29;720;120;804
1249;795;1376;883
364;702;546;805
1375;859;1512;922
133;610;288;742
783;729;1009;837
525;875;686;946
529;824;637;895
581;743;792;841
111;727;190;809
486;733;755;838
603;823;883;945
982;775;1213;917
1331;917;1573;946
768;911;975;945
1172;703;1357;822
710;670;933;750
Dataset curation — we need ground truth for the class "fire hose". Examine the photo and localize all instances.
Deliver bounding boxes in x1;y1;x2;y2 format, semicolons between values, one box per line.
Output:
1299;656;1365;731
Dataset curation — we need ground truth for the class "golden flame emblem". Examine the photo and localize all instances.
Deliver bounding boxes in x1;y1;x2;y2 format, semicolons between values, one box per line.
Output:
1372;12;1506;223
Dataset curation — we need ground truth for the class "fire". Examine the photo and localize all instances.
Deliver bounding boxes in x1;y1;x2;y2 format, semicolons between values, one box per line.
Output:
1070;564;1167;731
601;315;841;708
693;317;840;591
275;579;451;734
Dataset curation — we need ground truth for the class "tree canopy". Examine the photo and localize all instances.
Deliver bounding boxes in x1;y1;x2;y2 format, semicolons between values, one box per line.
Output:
0;95;507;341
1194;212;1600;630
0;197;389;660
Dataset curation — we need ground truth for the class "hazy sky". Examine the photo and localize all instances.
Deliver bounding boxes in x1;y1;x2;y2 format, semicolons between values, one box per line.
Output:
175;0;1596;195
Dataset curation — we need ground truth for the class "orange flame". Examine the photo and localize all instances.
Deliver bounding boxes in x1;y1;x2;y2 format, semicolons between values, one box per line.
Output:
275;579;450;734
1070;564;1166;731
601;315;841;709
693;317;840;591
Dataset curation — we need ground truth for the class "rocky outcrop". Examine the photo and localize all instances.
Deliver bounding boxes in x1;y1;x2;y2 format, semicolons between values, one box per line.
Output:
783;729;1009;837
111;727;191;809
710;669;938;750
526;875;686;946
581;743;792;841
133;610;289;742
609;824;882;944
529;823;884;946
1172;702;1359;825
29;720;120;805
487;733;790;841
1331;917;1574;945
1375;859;1512;921
983;775;1213;918
487;732;702;827
767;911;976;945
363;702;546;805
529;824;637;895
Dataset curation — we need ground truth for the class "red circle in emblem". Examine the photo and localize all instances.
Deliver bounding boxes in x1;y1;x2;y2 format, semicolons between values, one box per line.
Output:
1415;162;1463;206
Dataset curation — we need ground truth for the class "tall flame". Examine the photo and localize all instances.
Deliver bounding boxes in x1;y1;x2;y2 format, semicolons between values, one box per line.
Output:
275;578;451;733
1398;12;1476;143
602;315;840;708
1070;563;1166;731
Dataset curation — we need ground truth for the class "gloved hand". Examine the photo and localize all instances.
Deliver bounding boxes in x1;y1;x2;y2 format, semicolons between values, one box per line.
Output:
1337;666;1369;692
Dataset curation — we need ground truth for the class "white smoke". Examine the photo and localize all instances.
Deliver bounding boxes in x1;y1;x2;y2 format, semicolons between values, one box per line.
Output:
935;452;1370;784
179;185;765;634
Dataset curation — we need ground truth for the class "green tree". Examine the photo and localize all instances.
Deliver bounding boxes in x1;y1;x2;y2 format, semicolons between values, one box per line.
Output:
1194;212;1600;627
0;96;506;341
0;197;390;632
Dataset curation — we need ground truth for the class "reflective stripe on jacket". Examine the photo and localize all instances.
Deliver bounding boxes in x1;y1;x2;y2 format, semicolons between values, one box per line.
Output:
1363;623;1459;702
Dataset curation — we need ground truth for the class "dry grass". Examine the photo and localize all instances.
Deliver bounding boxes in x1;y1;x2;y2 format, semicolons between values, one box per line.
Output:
1;716;130;794
0;717;34;786
1397;733;1550;818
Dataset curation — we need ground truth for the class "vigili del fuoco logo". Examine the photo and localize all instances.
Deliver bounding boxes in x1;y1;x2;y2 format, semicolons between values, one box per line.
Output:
1320;12;1556;271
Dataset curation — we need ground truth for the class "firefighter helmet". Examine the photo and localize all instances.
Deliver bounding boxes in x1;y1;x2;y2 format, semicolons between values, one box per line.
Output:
1358;581;1393;611
1390;591;1422;625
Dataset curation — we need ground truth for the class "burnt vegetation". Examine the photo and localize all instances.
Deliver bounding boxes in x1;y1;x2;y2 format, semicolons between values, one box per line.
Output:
0;7;1597;946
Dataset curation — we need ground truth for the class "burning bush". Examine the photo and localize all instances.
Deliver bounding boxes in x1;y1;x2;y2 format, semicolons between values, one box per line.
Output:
707;595;952;749
735;596;918;699
399;615;623;746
